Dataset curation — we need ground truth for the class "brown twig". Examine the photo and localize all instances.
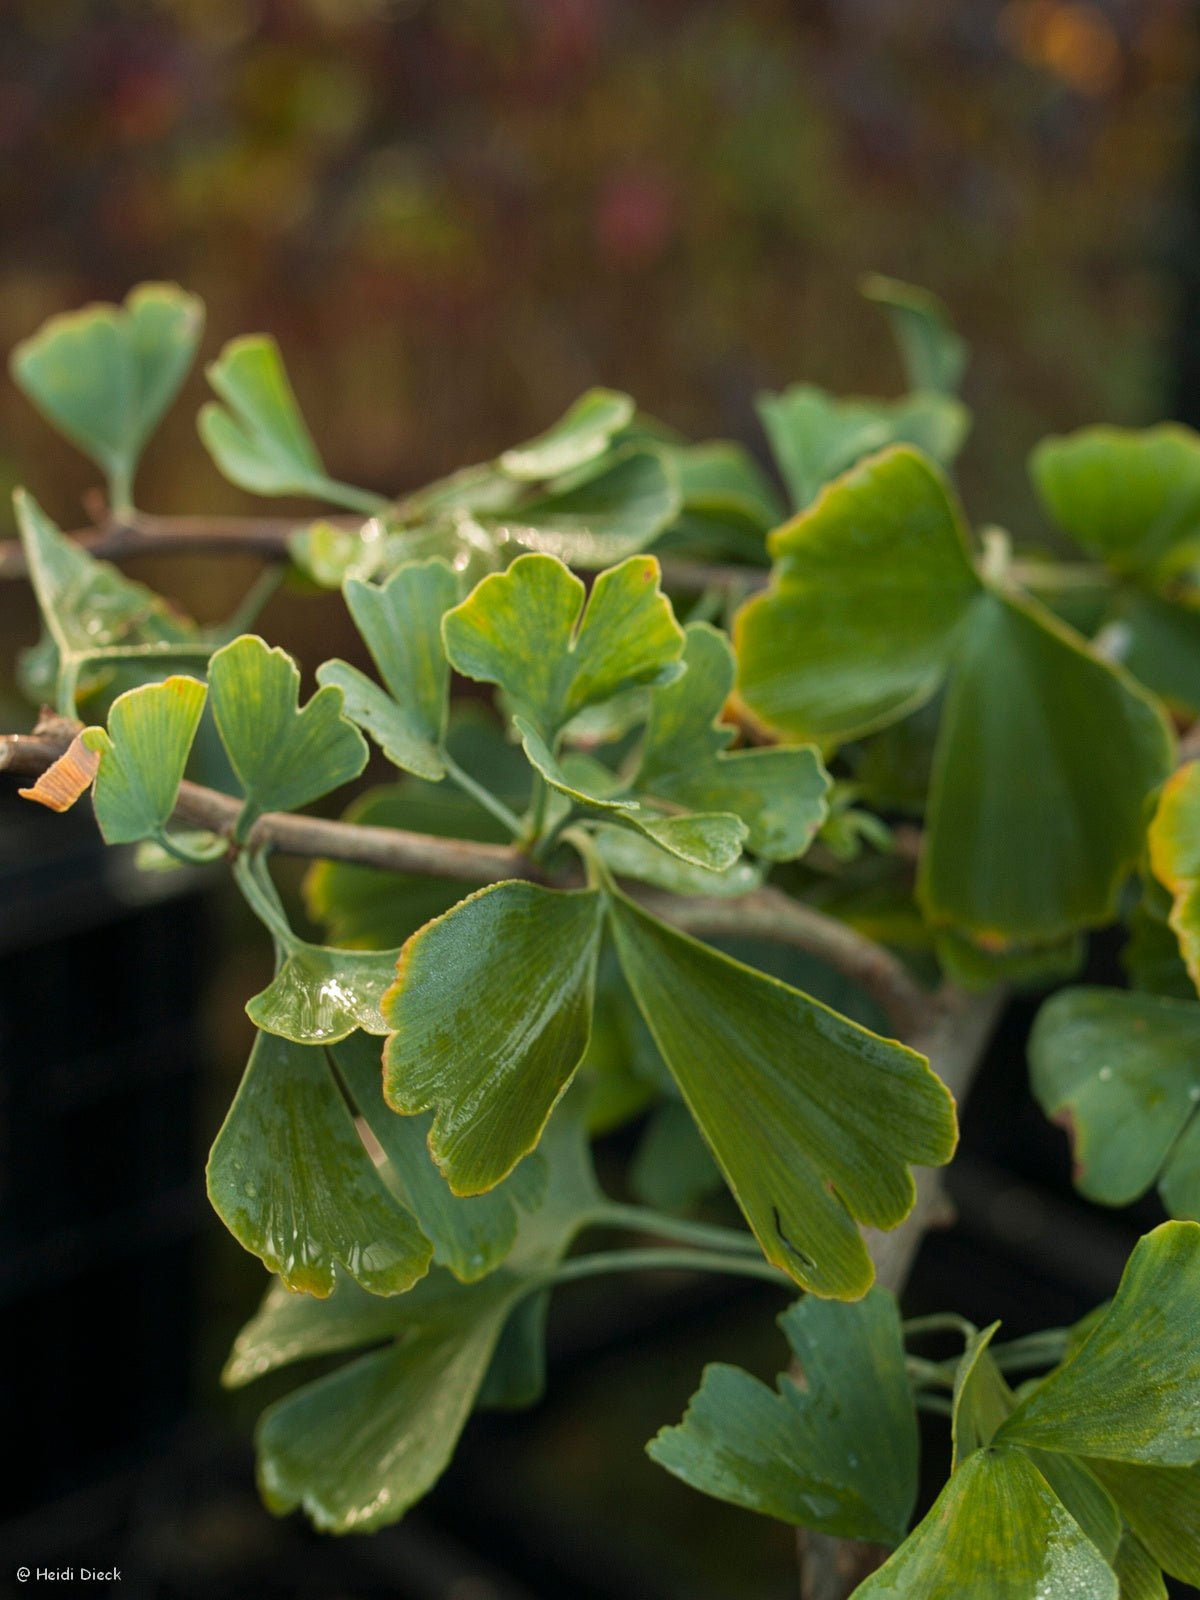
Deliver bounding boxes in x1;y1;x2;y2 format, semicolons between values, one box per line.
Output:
0;507;762;596
1;711;933;1035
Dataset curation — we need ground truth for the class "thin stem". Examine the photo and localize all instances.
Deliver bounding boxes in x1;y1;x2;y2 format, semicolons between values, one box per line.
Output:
441;750;524;838
990;1328;1069;1374
903;1312;977;1343
906;1356;956;1390
583;1201;764;1256
532;1246;793;1293
326;482;392;518
915;1394;955;1419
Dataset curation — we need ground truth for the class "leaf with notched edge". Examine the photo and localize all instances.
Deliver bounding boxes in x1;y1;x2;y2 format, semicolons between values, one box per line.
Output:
11;281;203;508
382;882;605;1195
648;1288;918;1544
83;676;207;844
607;890;957;1298
316;559;459;781
442;552;685;742
332;1031;547;1284
208;634;368;827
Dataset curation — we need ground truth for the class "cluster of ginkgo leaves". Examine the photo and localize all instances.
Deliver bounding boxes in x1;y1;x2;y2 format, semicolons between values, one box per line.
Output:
6;278;1200;1595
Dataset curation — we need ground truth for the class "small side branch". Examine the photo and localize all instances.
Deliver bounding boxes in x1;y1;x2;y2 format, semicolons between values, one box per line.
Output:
0;508;761;596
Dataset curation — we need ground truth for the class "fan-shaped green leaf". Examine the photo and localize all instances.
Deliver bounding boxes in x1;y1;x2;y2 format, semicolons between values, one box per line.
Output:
1031;425;1200;577
756;384;969;513
199;335;383;513
860;273;968;396
1029;989;1200;1216
206;1031;431;1297
637;623;830;859
333;1031;547;1284
315;559;458;781
648;1288;917;1543
591;823;762;897
734;447;980;743
247;942;399;1044
83;675;206;844
208;634;368;829
382;882;605;1194
919;590;1173;947
443;552;684;741
10;282;204;509
853;1445;1118;1600
499;388;635;480
998;1222;1200;1466
484;447;680;566
607;892;957;1297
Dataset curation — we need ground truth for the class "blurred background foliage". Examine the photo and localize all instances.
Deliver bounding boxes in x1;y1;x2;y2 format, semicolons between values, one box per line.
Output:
5;4;1200;1597
1;0;1197;544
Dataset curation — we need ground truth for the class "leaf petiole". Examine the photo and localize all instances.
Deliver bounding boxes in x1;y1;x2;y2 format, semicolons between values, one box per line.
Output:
441;749;524;837
582;1200;764;1256
530;1246;793;1294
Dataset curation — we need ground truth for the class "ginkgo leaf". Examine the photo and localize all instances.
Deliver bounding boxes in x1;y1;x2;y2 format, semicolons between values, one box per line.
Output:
499;388;635;480
1148;760;1200;988
1090;1460;1200;1588
1031;425;1200;578
515;716;748;873
332;1031;547;1283
315;559;458;781
82;676;207;844
734;447;980;743
852;1445;1118;1600
755;384;969;513
199;335;383;514
229;1092;600;1532
998;1222;1200;1466
208;634;368;828
442;552;685;741
382;882;605;1194
607;891;957;1297
647;1288;917;1544
484;447;680;566
321;560;457;777
918;589;1173;947
1029;989;1200;1216
14;490;201;712
206;1031;432;1298
637;623;830;859
860;273;968;396
10;281;204;509
247;942;399;1044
